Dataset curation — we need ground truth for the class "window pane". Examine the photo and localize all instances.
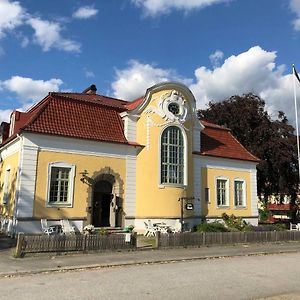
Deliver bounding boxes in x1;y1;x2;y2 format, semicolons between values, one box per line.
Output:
161;126;184;185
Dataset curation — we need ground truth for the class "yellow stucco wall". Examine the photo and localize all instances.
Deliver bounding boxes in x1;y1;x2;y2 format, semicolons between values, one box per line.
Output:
34;150;126;219
0;151;19;217
201;167;252;217
135;89;196;218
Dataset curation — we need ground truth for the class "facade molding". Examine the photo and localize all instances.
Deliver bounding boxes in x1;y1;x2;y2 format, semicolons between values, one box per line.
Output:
22;132;138;159
0;137;21;160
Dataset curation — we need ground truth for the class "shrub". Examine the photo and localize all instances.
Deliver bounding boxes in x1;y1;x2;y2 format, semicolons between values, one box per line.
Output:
125;225;134;233
221;213;250;232
196;221;228;232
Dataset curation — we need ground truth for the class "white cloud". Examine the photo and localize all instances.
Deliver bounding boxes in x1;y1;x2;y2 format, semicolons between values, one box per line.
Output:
190;46;280;105
112;46;300;127
2;76;63;102
84;69;95;78
131;0;230;16
0;0;24;38
111;60;191;100
290;0;300;31
20;35;29;48
27;17;80;52
190;46;300;125
0;1;81;52
73;6;98;19
0;109;12;123
209;50;224;68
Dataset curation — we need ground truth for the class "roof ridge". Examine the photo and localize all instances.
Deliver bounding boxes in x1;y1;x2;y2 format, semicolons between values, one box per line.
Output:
50;92;128;103
50;93;126;111
21;96;52;131
200;120;230;131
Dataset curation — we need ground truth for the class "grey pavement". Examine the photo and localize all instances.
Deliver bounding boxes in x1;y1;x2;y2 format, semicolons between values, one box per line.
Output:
1;238;300;278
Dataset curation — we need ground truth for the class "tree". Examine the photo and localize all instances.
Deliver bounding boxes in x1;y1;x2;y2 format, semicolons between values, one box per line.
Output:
198;93;299;204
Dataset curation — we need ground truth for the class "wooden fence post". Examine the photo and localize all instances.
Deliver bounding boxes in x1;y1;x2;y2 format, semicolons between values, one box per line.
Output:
156;231;160;249
82;234;87;253
132;232;137;248
14;233;25;258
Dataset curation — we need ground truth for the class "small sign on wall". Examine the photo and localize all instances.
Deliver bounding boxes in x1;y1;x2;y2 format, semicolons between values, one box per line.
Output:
185;203;194;210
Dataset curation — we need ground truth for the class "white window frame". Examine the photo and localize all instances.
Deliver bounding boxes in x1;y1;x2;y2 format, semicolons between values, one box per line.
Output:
46;162;75;207
234;178;246;208
159;125;188;187
215;176;229;207
2;166;11;205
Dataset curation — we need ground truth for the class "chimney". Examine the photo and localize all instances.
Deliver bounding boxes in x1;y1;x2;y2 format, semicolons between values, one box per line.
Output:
82;84;97;94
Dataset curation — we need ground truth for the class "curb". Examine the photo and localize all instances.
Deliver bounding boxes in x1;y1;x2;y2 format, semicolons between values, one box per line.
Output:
1;248;299;278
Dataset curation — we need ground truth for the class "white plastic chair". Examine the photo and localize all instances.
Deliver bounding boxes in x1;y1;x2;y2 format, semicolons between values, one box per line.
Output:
144;221;157;237
170;219;182;233
41;219;55;235
60;219;76;234
290;223;298;231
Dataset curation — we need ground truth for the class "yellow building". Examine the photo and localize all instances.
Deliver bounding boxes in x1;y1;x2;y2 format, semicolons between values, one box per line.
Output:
0;82;259;234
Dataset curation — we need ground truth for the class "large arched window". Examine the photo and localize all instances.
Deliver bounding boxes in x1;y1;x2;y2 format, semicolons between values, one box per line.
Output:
161;126;184;185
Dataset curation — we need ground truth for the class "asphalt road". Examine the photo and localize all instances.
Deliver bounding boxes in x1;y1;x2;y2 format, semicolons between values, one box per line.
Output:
1;252;300;300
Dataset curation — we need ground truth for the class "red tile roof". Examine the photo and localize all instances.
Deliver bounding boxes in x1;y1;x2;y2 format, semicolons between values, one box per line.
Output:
0;90;258;163
22;94;130;144
50;92;128;110
125;95;144;110
198;120;259;163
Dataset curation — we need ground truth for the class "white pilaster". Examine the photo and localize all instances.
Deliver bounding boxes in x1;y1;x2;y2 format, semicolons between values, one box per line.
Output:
125;156;137;218
15;143;38;218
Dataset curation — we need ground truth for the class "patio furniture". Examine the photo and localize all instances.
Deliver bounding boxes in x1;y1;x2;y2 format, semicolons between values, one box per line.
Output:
169;219;182;233
144;221;157;237
60;219;76;234
153;222;170;234
290;223;298;231
41;219;55;235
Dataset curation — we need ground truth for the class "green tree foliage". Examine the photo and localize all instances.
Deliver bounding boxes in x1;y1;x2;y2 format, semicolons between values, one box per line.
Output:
198;93;299;203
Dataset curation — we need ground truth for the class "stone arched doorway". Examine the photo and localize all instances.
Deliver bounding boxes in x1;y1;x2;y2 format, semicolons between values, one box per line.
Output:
87;168;124;228
92;180;113;227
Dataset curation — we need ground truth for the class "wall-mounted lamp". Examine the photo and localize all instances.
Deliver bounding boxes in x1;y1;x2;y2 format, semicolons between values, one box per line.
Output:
80;170;89;184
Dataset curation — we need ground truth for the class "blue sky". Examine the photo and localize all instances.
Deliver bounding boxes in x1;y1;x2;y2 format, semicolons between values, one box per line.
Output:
1;0;300;126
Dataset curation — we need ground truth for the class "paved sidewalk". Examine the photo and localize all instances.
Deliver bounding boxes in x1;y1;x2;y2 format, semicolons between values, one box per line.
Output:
1;241;300;277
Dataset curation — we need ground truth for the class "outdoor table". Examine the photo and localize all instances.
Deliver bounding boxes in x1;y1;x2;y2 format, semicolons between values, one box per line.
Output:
153;223;171;234
49;224;62;234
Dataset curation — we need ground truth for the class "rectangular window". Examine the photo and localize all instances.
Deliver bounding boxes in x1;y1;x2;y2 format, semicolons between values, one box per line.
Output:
48;166;72;205
3;168;11;205
47;162;75;207
234;180;245;207
217;179;228;206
